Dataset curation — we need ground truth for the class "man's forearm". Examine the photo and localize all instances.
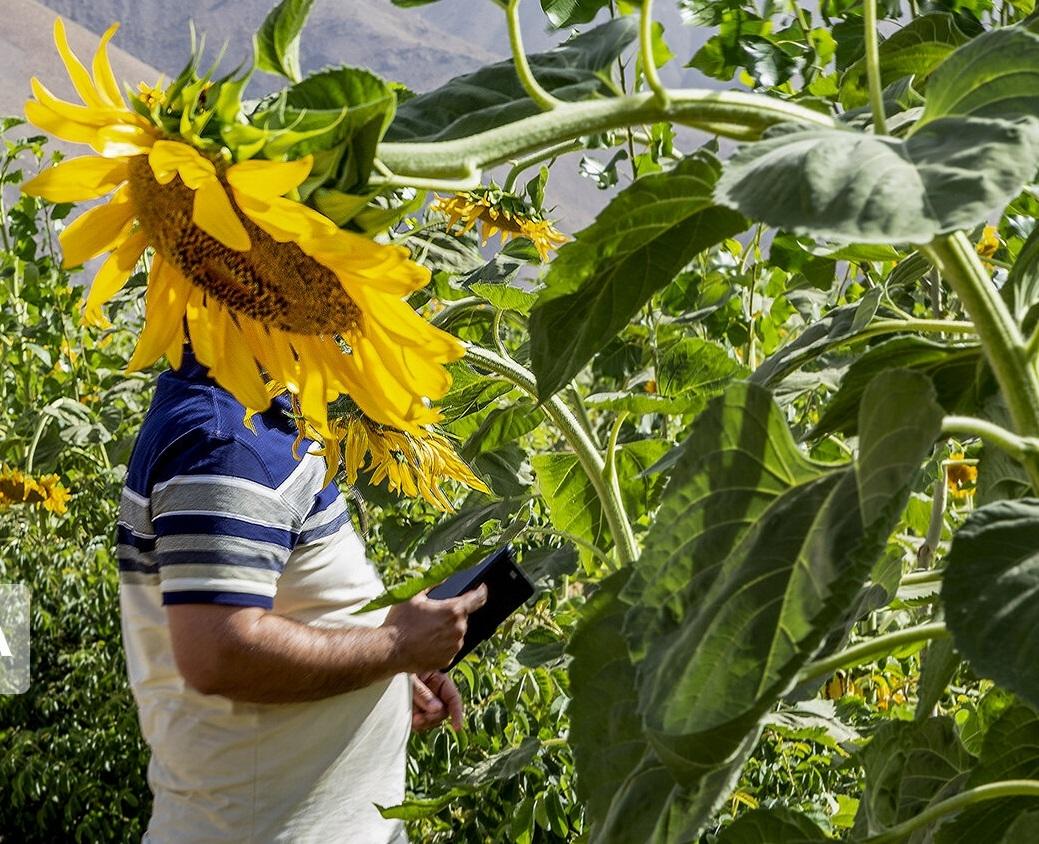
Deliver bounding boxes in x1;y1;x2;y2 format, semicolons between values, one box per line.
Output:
170;605;406;704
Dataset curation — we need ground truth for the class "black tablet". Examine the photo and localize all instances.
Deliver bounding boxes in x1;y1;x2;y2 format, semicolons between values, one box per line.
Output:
427;546;535;669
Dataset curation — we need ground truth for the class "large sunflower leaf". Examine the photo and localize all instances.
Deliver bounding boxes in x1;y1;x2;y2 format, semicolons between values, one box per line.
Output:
918;25;1039;128
600;371;941;840
541;0;610;27
839;13;968;109
384;17;636;142
935;704;1039;843
943;499;1039;711
851;717;974;840
811;337;987;437
255;0;315;82
714;117;1039;245
529;152;746;399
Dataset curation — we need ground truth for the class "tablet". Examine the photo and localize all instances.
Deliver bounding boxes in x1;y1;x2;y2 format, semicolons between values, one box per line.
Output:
427;546;535;669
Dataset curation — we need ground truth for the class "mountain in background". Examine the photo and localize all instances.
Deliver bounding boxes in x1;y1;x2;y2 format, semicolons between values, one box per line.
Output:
5;0;713;229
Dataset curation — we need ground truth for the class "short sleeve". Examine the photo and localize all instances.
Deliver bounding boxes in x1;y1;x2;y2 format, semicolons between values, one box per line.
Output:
148;431;304;610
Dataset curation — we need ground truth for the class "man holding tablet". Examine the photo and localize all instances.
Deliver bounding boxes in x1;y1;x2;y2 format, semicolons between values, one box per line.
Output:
118;347;487;843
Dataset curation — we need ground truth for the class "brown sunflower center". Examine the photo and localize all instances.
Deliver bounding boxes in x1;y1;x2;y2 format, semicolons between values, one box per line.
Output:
126;156;360;335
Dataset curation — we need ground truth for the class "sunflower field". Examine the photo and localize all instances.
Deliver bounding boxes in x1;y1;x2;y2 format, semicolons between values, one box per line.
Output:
5;0;1039;839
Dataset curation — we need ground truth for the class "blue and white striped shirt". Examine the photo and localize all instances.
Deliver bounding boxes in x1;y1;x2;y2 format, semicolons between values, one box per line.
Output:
117;348;410;843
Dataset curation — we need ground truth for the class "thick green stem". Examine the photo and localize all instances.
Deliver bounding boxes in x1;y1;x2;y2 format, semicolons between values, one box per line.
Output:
797;622;949;685
502;139;584;192
506;0;562;111
858;318;974;341
863;0;888;134
916;458;947;570
377;90;834;180
464;344;639;565
942;415;1039;461
862;781;1039;843
925;232;1039;493
639;0;668;107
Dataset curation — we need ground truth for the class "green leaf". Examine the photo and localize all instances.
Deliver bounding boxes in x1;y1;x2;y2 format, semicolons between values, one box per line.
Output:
851;717;974;838
541;0;610;27
461;398;545;459
530;152;746;398
811;337;986;437
944;500;1039;711
715;118;1039;245
252;66;396;190
750;302;864;386
915;637;961;721
919;25;1039;128
936;704;1039;843
716;807;828;843
254;0;315;82
357;543;488;612
468;281;540;314
533;439;668;565
385;18;636;142
611;371;941;839
1002;223;1039;326
839;13;968;109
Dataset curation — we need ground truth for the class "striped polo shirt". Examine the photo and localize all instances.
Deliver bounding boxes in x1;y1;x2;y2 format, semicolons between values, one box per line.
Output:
118;349;410;843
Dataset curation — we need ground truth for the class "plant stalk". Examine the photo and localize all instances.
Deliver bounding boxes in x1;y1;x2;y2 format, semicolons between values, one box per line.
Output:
377;90;835;180
639;0;669;107
941;415;1039;461
797;622;949;685
863;0;888;134
862;780;1039;843
506;0;562;111
925;232;1039;493
464;344;639;565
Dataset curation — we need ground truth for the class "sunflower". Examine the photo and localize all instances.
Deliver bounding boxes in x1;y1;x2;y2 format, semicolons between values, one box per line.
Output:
274;387;488;511
21;19;464;479
431;186;567;261
946;452;978;499
0;466;71;515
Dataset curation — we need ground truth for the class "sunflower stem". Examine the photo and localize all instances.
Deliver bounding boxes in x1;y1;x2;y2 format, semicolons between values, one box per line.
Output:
502;140;584;192
506;0;563;112
464;344;639;566
861;781;1039;843
797;622;949;686
639;0;669;107
863;0;888;134
941;415;1039;461
376;89;834;181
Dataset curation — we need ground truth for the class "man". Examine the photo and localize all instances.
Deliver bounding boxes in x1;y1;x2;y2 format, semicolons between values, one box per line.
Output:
117;346;486;842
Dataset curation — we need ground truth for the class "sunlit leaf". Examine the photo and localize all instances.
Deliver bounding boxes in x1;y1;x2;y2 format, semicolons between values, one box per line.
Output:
254;0;315;82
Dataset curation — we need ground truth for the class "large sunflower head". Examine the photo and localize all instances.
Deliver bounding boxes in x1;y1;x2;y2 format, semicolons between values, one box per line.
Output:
21;18;465;485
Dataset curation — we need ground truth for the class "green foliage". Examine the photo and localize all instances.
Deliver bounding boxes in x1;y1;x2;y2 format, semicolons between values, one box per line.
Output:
254;0;316;82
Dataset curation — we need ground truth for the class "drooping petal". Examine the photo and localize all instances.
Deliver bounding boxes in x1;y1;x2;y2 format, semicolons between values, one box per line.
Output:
91;23;125;108
30;78;124;128
192;179;250;251
127;256;192;372
233;192;336;243
225;156;313;200
52;18;103;107
59;185;135;267
184;288;223;370
210;316;271;413
148;139;216;187
81;230;148;325
22;156;128;202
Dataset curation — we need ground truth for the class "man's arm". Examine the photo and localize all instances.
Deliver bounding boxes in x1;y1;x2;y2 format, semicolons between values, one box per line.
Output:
166;586;487;704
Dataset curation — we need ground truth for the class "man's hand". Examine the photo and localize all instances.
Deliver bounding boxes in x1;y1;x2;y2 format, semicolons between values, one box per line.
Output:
411;670;463;732
383;585;488;674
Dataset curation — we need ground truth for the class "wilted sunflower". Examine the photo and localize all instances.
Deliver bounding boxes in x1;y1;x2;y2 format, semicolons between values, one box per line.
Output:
431;186;567;261
274;386;488;511
0;466;71;515
21;19;463;478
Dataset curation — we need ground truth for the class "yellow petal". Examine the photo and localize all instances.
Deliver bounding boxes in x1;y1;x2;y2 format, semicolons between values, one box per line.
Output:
22;156;128;202
24;100;99;147
59;185;135;267
166;330;185;370
92;123;154;157
184;289;222;369
30;78;120;128
193;180;250;251
233;192;336;243
148;140;215;186
226;156;313;199
92;23;125;108
210;318;271;414
126;256;192;372
82;230;148;323
52;18;103;107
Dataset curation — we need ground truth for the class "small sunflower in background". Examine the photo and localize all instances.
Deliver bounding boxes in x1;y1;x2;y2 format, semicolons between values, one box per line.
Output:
975;224;1001;271
946;451;978;499
431;185;567;261
20;18;480;492
0;466;71;515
